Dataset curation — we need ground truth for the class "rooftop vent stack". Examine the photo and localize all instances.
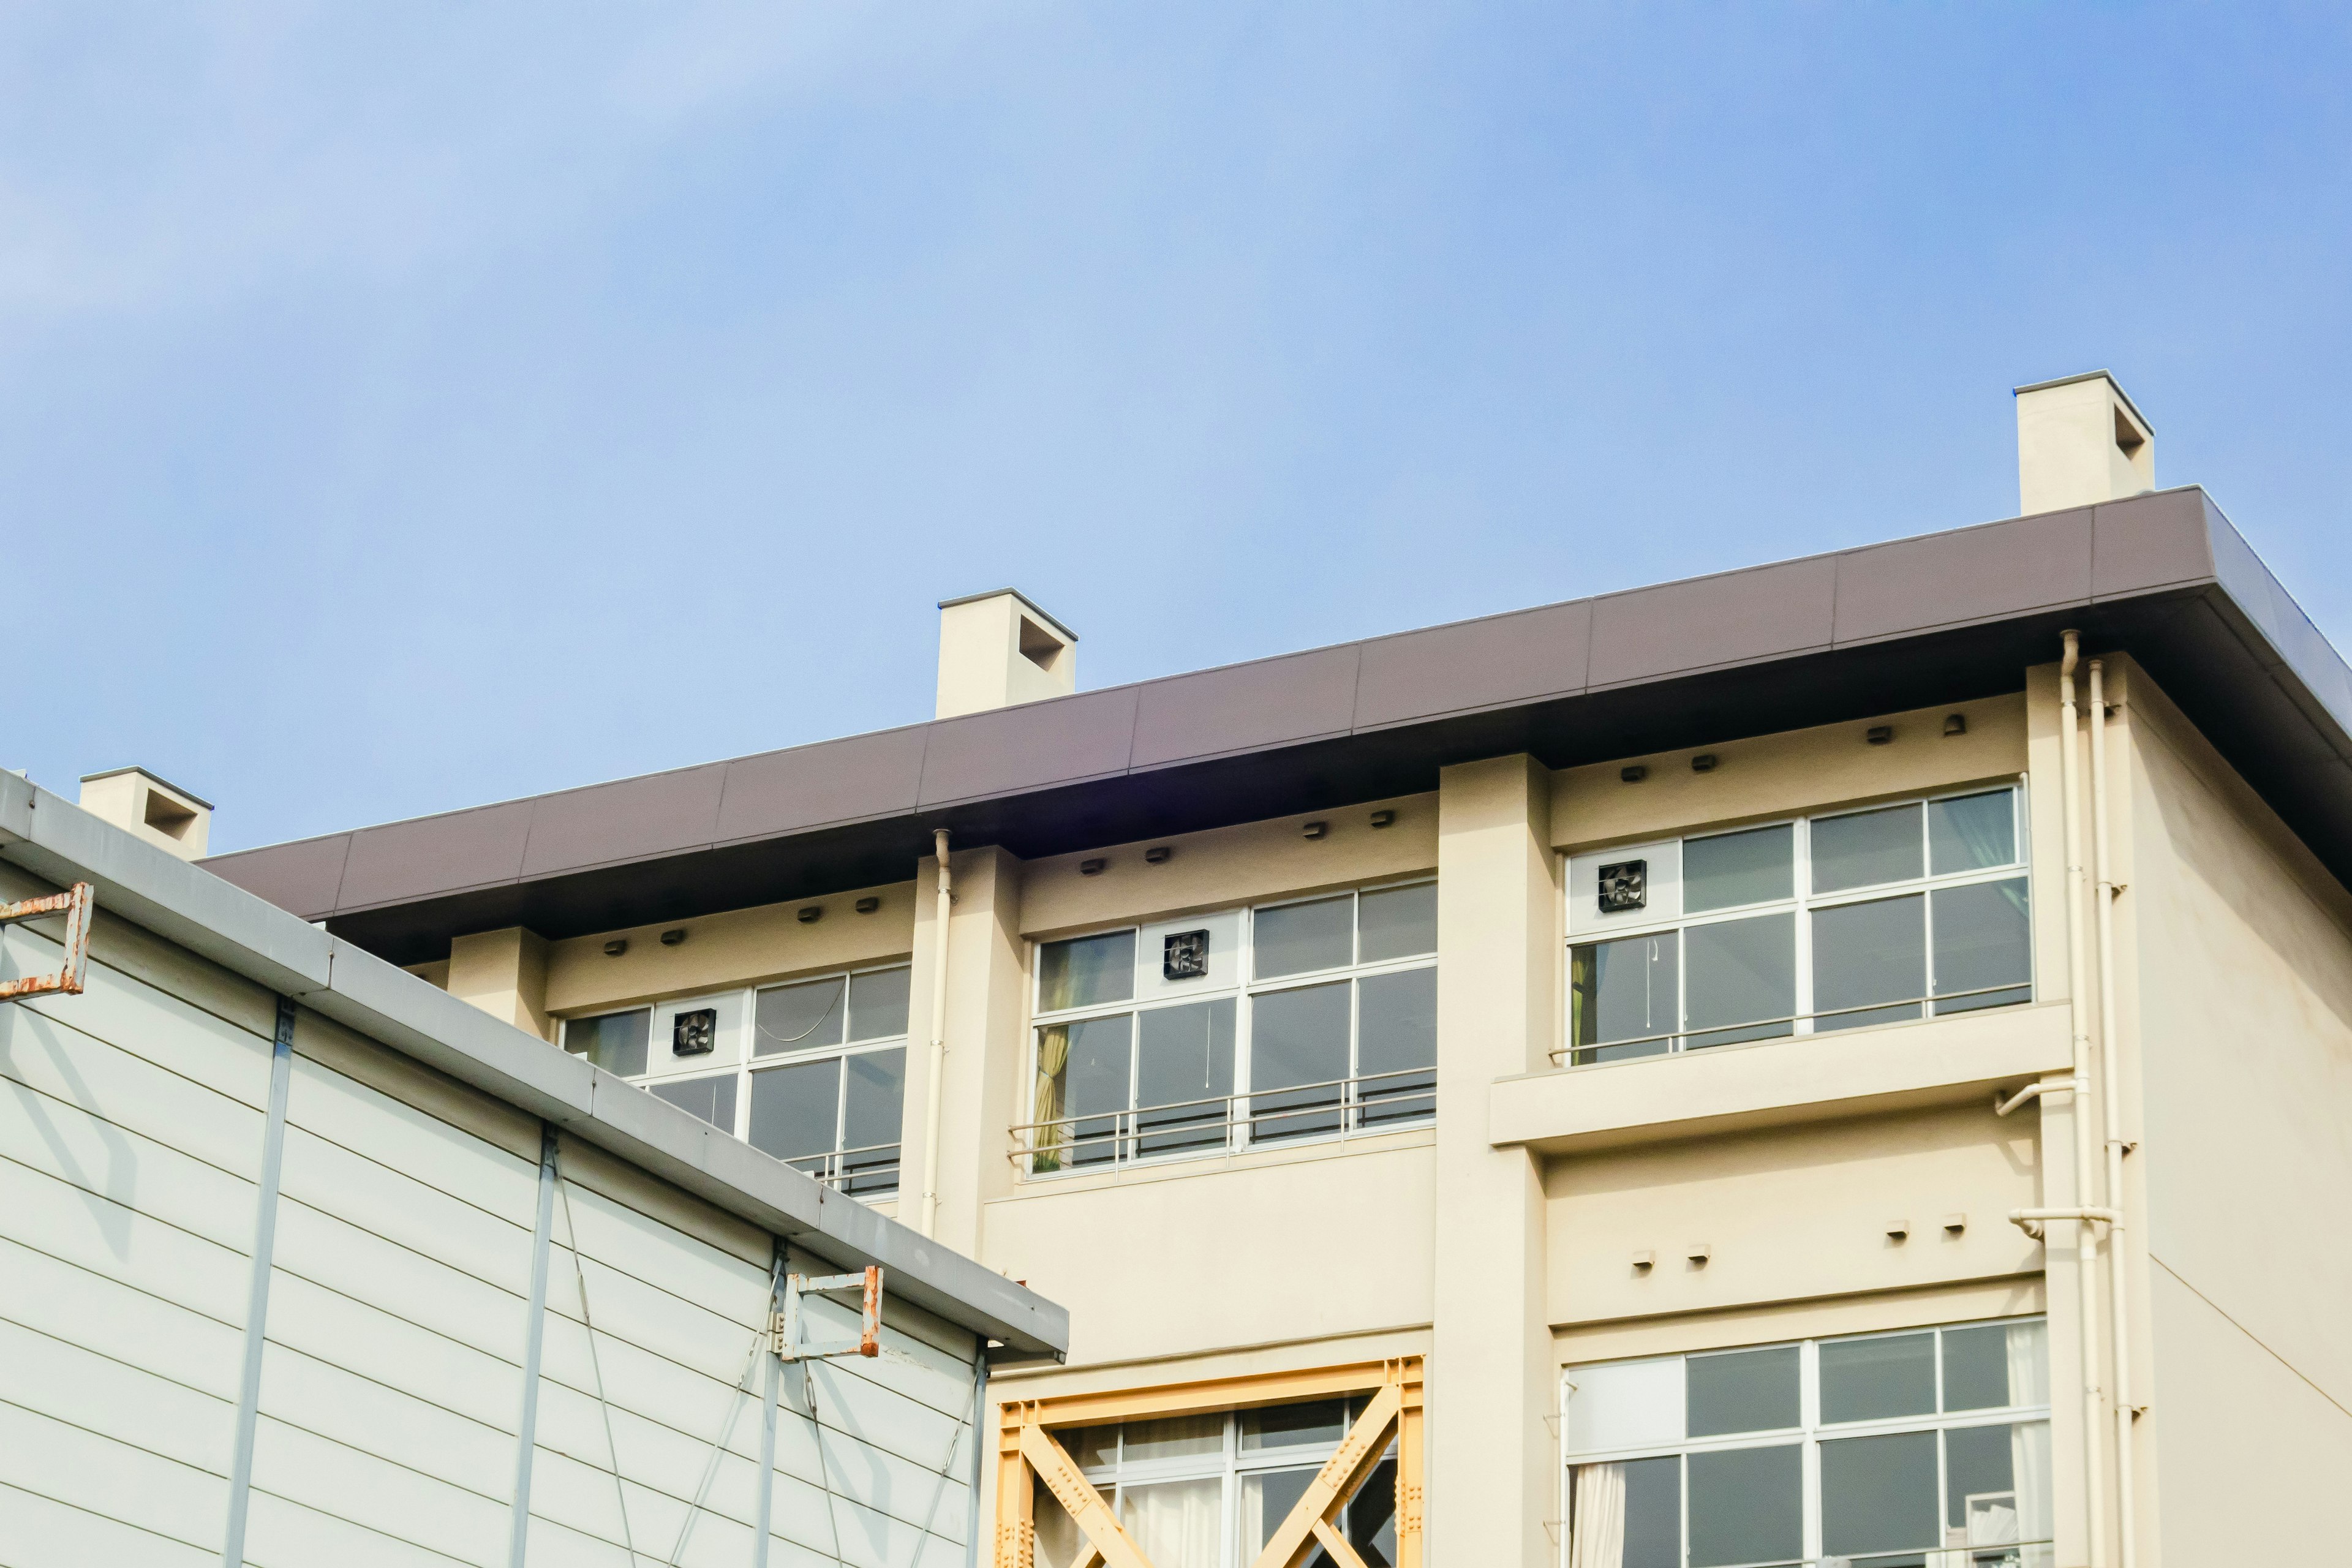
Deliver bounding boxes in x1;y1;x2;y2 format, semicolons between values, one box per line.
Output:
78;767;213;860
2013;370;2155;515
934;589;1077;718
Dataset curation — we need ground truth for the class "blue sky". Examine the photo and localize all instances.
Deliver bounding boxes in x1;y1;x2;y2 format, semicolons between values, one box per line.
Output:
6;4;2348;851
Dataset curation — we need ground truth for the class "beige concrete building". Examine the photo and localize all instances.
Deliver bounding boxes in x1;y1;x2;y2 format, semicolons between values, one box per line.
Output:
201;371;2352;1568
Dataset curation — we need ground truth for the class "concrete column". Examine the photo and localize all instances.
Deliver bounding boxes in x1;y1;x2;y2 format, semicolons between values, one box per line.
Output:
905;845;1028;1256
448;927;552;1041
1431;755;1559;1567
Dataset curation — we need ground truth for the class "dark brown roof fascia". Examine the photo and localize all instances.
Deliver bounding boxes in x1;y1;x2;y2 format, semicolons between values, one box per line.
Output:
203;487;2352;967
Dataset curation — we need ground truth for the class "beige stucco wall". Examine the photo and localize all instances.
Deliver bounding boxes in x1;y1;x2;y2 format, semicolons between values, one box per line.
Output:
1544;1102;2043;1327
2122;660;2352;1565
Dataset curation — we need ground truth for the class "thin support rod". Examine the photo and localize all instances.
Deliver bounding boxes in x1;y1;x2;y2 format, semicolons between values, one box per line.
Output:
2090;660;2139;1568
2059;630;2108;1568
753;1242;785;1568
221;997;296;1568
505;1125;559;1568
919;828;953;1238
964;1346;990;1568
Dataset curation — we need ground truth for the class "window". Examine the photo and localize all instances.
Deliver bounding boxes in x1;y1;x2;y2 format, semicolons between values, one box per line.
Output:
1564;786;2030;1066
1562;1319;2052;1568
1033;1400;1401;1568
1021;881;1436;1175
559;963;911;1197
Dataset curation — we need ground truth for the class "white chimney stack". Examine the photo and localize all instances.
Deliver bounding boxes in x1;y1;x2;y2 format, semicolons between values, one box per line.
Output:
2014;370;2155;515
934;589;1078;719
79;767;213;860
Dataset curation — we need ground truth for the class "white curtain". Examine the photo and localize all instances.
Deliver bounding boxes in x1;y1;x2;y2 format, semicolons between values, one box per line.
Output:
2006;1320;2051;1408
1118;1477;1221;1568
1566;1462;1627;1568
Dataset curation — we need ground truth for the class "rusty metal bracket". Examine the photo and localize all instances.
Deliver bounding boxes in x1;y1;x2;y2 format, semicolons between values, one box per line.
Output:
776;1265;883;1361
0;883;94;1001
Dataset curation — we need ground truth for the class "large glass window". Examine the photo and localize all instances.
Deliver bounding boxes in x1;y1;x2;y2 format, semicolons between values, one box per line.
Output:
560;963;911;1199
1566;786;2030;1066
1023;881;1436;1175
1033;1400;1398;1568
1564;1319;2052;1568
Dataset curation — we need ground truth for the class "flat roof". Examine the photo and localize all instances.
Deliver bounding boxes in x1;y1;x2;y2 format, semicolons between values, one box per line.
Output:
205;486;2352;967
1;769;1067;1361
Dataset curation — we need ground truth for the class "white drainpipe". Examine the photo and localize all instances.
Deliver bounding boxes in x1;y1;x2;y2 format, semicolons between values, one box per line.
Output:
2090;659;2139;1568
2056;630;2108;1568
919;829;952;1239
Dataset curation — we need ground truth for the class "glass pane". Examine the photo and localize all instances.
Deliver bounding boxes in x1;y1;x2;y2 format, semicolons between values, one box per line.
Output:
1567;1456;1680;1568
840;1048;905;1193
1931;789;2018;875
1687;1444;1801;1567
753;978;843;1055
1249;981;1351;1140
1243;1469;1322;1566
1945;1422;2019;1539
1242;1400;1349;1450
1684;823;1794;912
1041;931;1136;1011
1821;1430;1940;1559
648;1073;737;1133
1256;895;1354;978
1062;1424;1118;1472
1820;1333;1937;1422
747;1058;839;1173
1357;968;1436;1125
1812;894;1926;1031
1813;802;1924;892
1684;913;1795;1048
1050;1014;1133;1169
1941;1324;2008;1411
1932;879;2032;1014
1120;1412;1223;1462
847;967;912;1041
1136;999;1235;1156
568;1009;649;1077
1117;1476;1221;1568
1359;883;1437;962
1687;1344;1800;1436
1570;933;1678;1064
1344;1455;1399;1568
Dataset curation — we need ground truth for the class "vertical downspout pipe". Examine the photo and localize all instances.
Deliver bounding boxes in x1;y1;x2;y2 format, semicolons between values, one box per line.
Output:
2090;660;2138;1568
919;828;953;1238
2059;630;2108;1568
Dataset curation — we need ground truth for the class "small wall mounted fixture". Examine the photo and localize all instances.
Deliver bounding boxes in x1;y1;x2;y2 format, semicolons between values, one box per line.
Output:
856;897;880;914
660;928;688;945
1944;714;1968;736
1080;858;1107;876
796;907;821;924
603;938;628;957
1145;846;1172;864
1370;810;1396;829
1866;726;1894;745
1620;764;1648;783
1301;821;1328;840
1691;754;1717;773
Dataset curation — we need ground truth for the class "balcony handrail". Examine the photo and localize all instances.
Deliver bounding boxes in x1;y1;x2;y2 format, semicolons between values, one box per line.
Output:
1551;981;2032;1065
788;1139;902;1193
1008;1065;1436;1169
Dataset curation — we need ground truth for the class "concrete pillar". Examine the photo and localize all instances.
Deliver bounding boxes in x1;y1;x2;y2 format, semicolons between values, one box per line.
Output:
905;845;1028;1254
447;927;552;1041
1431;755;1559;1567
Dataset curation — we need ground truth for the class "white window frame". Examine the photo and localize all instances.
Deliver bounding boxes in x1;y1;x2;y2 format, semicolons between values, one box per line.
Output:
1019;878;1438;1178
1560;781;2035;1067
558;960;913;1196
1056;1400;1400;1568
1559;1317;2055;1568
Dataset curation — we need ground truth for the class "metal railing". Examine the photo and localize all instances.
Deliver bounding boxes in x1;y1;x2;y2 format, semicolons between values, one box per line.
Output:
1009;1066;1437;1175
1552;982;2032;1066
1580;1544;2053;1568
783;1141;902;1197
